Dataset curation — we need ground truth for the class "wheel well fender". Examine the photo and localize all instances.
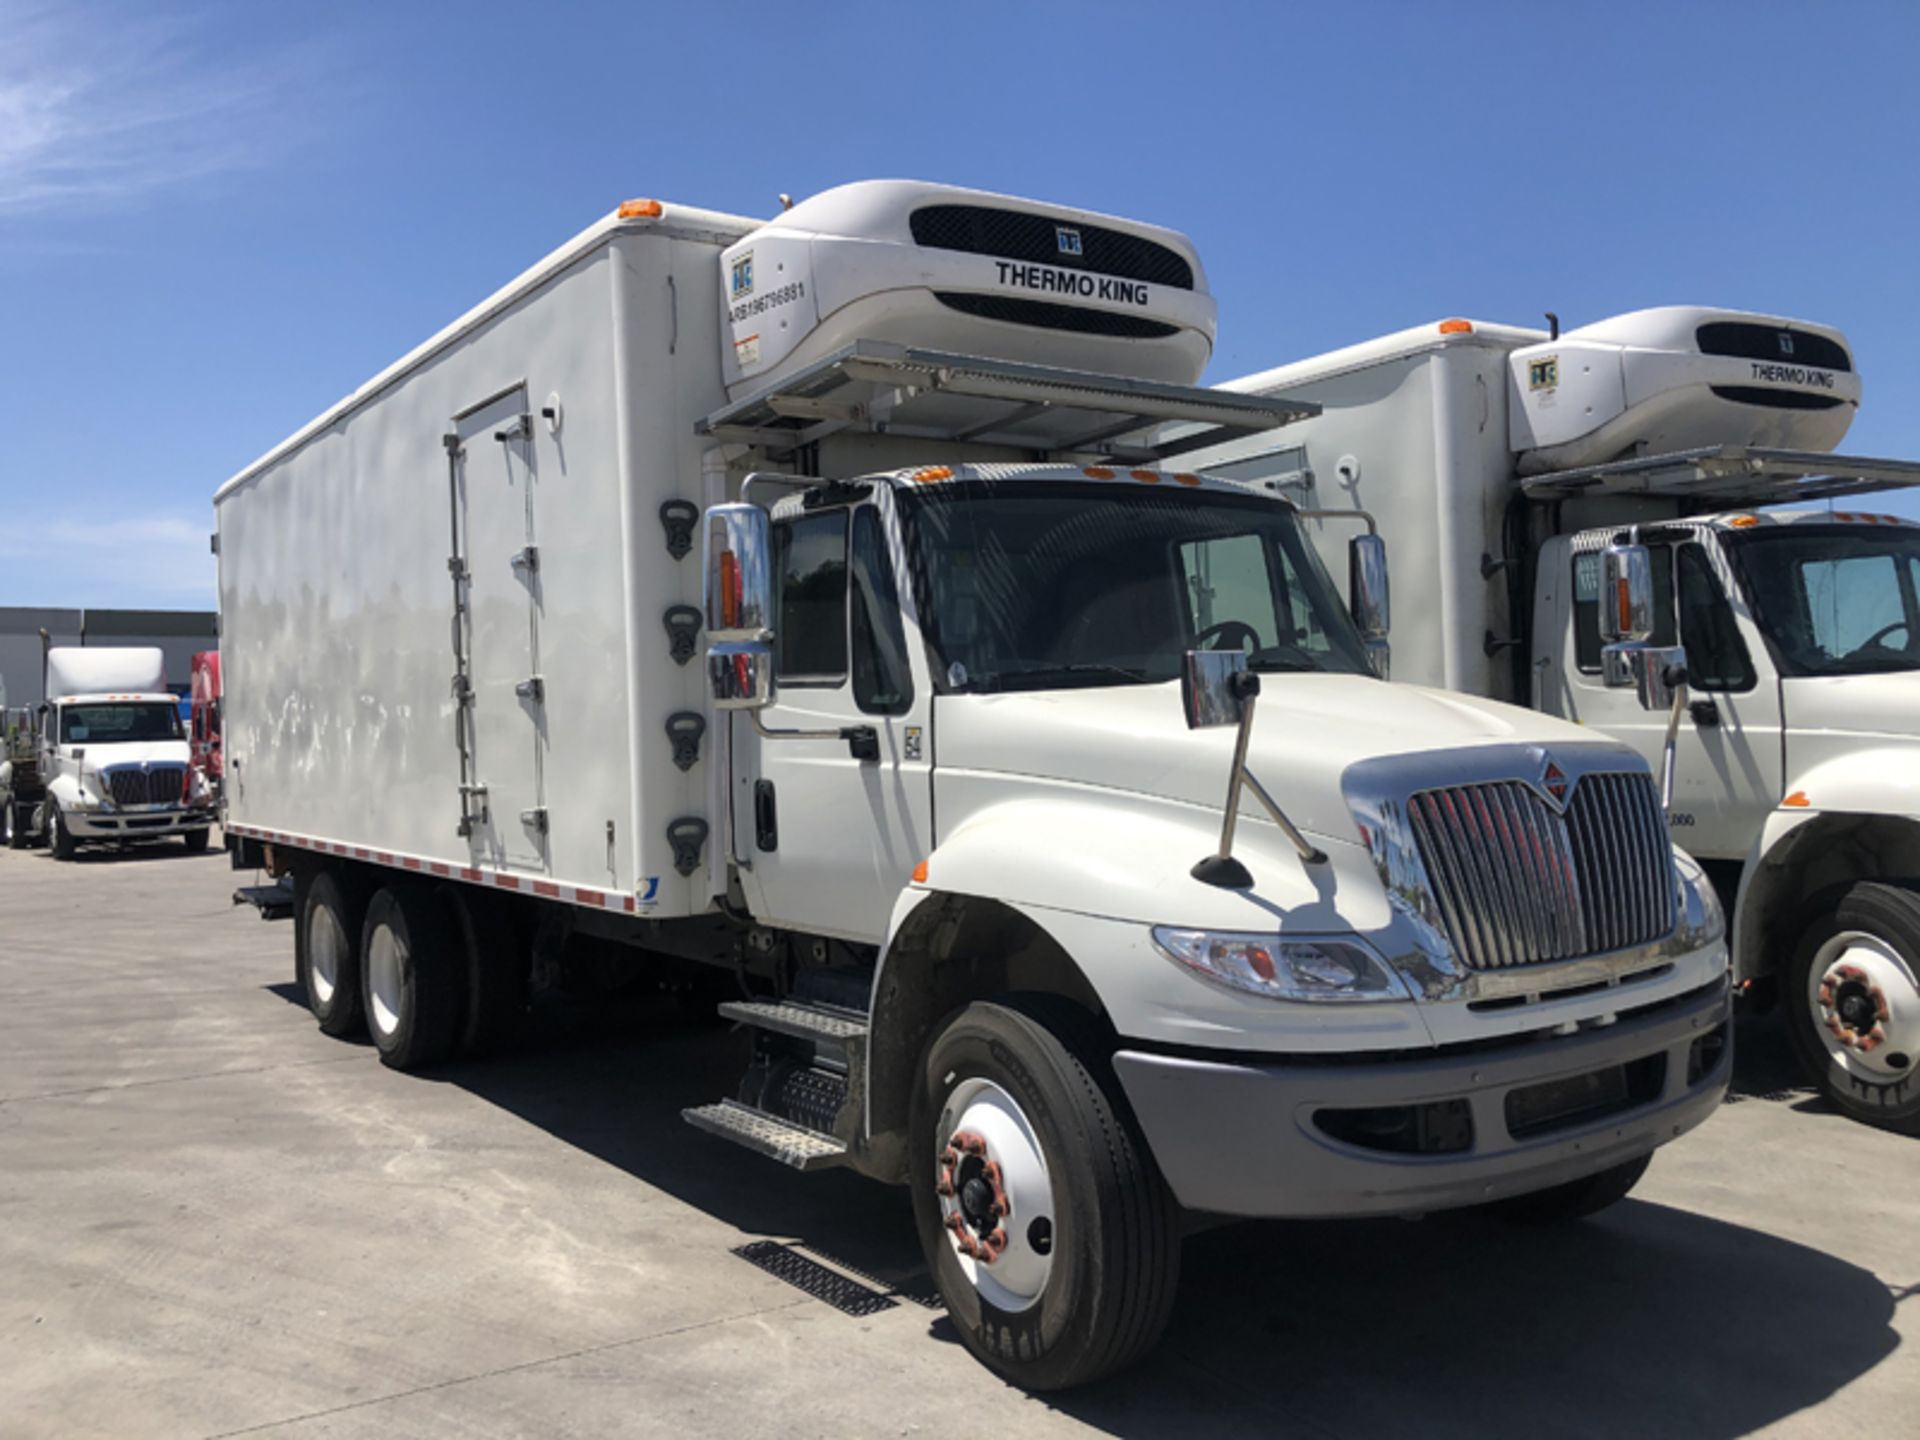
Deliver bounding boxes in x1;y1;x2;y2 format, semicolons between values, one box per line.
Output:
863;891;1106;1177
1735;810;1920;981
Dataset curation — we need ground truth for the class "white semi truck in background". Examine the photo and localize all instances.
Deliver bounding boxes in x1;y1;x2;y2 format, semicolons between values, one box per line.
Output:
0;646;215;856
1195;307;1920;1134
215;181;1731;1388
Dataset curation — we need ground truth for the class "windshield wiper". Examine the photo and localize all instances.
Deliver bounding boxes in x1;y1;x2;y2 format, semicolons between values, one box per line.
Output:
1246;646;1324;674
969;662;1152;693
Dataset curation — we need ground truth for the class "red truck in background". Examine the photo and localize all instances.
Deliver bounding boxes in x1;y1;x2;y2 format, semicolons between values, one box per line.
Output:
190;650;221;808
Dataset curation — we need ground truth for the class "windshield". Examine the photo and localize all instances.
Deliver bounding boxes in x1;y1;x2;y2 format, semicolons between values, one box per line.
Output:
897;481;1376;693
1730;526;1920;676
59;703;183;744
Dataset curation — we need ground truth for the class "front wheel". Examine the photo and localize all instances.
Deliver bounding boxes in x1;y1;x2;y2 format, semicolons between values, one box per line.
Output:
181;826;211;855
909;1000;1179;1391
47;802;76;860
1786;882;1920;1135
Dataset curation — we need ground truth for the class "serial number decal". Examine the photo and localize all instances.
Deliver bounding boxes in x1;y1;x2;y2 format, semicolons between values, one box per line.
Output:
993;260;1149;306
729;280;805;324
1748;362;1836;389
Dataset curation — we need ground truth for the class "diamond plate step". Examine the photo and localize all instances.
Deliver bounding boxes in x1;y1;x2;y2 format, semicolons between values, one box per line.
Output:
718;999;868;1046
682;1100;848;1171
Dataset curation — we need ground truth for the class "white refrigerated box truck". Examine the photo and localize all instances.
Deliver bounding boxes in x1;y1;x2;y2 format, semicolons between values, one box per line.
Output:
1196;306;1920;1133
216;182;1731;1387
0;646;213;855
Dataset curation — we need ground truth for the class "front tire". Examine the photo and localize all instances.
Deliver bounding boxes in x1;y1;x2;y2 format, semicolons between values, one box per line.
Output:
297;869;369;1037
360;886;463;1071
181;826;211;855
1487;1153;1651;1224
47;802;76;861
1786;882;1920;1135
1;798;23;850
910;1000;1179;1391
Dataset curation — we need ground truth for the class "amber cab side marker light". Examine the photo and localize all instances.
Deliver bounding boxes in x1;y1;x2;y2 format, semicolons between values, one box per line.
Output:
617;198;663;219
1083;466;1116;480
910;466;952;485
1173;472;1202;486
1131;469;1161;483
1727;514;1761;528
1783;791;1812;808
1438;318;1473;335
912;860;929;883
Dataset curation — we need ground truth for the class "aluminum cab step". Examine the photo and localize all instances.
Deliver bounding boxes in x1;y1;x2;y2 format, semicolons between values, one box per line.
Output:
718;999;868;1046
682;1099;849;1171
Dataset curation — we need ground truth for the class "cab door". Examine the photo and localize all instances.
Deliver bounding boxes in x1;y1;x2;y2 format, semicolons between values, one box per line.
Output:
735;498;933;943
1548;533;1783;862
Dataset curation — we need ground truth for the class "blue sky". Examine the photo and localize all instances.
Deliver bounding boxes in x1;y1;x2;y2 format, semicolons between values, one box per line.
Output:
3;0;1917;609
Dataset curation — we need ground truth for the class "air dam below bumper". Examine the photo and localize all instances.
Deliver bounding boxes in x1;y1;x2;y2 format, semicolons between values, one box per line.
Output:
1114;978;1730;1219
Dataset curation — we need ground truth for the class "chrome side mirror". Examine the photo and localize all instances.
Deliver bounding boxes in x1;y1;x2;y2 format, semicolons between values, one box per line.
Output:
1600;543;1654;645
1181;649;1253;730
702;503;775;711
1349;533;1390;679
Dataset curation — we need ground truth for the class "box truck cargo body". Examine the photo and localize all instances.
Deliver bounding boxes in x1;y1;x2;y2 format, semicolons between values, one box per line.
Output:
1199;307;1920;1134
217;185;1731;1387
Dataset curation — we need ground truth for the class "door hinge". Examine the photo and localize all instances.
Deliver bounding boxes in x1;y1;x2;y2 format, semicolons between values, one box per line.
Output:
515;675;545;704
493;414;532;443
511;545;539;575
520;806;549;836
443;433;463;457
451;673;473;704
448;555;468;581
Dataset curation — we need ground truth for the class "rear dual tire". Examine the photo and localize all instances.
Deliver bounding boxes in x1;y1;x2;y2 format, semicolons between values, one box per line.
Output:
361;887;463;1071
1;799;26;850
297;869;370;1037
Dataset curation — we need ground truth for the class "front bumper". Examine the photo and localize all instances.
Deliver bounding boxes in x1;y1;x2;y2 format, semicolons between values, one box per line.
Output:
63;806;213;839
1114;977;1730;1219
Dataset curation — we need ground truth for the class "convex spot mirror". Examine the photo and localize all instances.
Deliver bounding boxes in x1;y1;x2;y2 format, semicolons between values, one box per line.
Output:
1627;644;1689;713
1182;649;1260;730
702;502;775;711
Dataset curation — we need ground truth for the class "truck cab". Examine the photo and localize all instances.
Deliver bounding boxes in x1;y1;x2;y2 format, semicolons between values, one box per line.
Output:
1537;507;1920;1122
1202;304;1920;1135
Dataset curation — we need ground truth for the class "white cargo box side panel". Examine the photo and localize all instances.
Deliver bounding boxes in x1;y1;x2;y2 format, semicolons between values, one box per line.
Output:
218;231;720;913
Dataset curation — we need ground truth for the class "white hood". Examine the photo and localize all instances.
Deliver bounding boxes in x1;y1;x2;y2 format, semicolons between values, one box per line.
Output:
935;674;1620;845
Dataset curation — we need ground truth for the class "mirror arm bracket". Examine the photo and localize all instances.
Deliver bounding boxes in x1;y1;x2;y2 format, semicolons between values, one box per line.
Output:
1193;691;1327;888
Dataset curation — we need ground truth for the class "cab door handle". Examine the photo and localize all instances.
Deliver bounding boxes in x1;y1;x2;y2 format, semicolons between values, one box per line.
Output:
1689;699;1721;728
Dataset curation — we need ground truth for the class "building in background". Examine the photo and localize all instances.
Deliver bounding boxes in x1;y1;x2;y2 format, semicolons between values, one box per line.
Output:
0;608;216;713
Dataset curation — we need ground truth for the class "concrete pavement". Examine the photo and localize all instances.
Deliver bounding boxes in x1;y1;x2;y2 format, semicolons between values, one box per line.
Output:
0;842;1913;1438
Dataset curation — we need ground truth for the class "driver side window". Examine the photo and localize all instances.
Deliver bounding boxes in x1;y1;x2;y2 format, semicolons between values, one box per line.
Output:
1178;534;1281;650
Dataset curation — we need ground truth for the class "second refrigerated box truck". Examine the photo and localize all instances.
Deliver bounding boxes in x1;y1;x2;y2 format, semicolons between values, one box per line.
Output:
1195;306;1920;1134
216;181;1731;1387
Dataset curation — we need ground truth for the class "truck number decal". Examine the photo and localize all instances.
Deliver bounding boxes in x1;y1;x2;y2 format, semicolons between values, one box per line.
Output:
1668;812;1696;827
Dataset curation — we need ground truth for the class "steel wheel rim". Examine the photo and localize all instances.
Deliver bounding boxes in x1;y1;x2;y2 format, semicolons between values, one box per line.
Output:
306;908;341;1006
935;1076;1056;1313
366;926;404;1038
1809;929;1920;1082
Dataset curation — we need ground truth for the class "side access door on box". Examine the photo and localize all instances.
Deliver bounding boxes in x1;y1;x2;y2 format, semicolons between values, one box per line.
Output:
448;385;549;871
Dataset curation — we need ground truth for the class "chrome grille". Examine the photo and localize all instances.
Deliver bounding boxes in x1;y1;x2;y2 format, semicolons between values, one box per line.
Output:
106;765;186;806
1408;772;1675;970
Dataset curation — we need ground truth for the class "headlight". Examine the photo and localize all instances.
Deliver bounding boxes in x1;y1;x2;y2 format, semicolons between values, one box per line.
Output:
1671;849;1726;951
1150;928;1412;1003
